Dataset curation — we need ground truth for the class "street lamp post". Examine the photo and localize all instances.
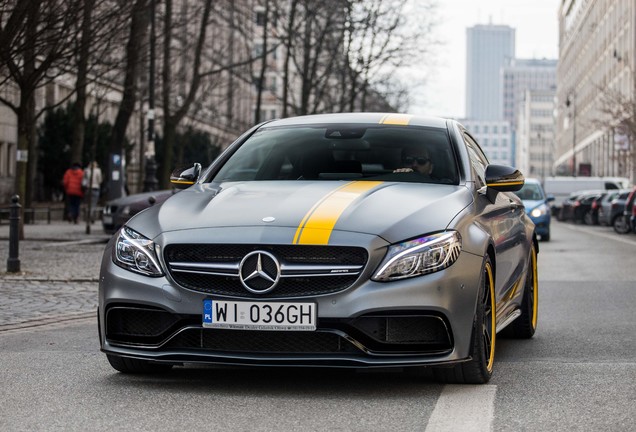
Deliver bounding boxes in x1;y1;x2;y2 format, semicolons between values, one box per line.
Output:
566;93;577;177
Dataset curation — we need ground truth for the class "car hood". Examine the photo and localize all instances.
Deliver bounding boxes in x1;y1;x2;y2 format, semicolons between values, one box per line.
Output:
105;190;174;208
127;181;473;244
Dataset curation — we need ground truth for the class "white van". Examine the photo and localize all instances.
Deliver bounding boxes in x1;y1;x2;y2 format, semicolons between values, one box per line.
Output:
543;176;631;210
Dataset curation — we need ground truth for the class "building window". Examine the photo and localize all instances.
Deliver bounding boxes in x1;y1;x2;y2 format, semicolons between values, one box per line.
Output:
253;43;263;58
255;10;265;26
0;142;16;177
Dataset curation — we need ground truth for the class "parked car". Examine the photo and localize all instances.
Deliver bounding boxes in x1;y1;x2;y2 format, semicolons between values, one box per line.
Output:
612;187;636;234
630;188;636;233
102;189;176;234
584;192;608;225
98;113;539;384
622;186;636;234
513;178;553;241
597;189;631;227
543;176;630;214
558;190;604;223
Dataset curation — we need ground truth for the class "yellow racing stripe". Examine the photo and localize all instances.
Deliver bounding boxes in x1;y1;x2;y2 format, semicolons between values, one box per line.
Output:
293;181;384;245
379;114;413;125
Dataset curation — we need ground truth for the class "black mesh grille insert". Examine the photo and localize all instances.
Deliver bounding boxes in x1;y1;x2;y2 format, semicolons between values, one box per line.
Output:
347;315;452;350
105;306;198;344
164;244;368;298
164;329;361;354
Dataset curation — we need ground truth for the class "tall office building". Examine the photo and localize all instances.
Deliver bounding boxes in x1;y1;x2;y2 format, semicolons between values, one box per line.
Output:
465;24;515;120
503;59;557;130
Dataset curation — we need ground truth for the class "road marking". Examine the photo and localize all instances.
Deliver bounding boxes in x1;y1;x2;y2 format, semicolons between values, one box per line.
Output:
425;384;497;432
558;223;636;247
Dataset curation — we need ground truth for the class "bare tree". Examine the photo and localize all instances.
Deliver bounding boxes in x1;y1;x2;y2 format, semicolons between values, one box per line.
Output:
106;0;150;199
596;86;636;182
158;0;213;188
70;0;130;166
0;0;82;217
253;0;271;123
273;0;437;116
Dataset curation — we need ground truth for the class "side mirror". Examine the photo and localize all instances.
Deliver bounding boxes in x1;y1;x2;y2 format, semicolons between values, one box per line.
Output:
170;163;202;189
485;164;524;192
546;193;555;203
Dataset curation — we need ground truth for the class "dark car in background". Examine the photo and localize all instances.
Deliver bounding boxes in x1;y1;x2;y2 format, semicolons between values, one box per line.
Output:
102;189;176;234
597;189;631;227
584;192;607;225
558;190;604;223
513;178;553;241
612;187;636;234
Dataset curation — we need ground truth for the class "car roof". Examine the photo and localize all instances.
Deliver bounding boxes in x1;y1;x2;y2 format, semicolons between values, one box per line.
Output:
261;113;449;129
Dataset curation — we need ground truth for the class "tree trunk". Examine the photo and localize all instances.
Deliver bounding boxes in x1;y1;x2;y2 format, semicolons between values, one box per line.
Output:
71;0;95;165
107;0;149;199
254;0;270;123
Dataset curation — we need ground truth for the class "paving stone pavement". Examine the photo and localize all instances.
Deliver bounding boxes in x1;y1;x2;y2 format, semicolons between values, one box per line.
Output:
0;220;111;331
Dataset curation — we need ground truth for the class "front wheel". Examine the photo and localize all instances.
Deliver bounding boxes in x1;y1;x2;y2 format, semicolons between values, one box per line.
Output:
432;255;496;384
613;215;631;234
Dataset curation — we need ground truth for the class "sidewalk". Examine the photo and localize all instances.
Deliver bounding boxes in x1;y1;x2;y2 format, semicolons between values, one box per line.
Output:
0;220;111;331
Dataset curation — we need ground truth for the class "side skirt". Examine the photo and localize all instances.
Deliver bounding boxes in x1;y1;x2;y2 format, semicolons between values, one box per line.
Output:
495;309;521;333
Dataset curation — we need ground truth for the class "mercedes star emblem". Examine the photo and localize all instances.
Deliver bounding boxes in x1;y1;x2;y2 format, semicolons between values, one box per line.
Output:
239;251;281;294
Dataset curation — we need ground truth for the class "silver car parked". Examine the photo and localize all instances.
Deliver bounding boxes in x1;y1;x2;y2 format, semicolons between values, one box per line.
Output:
98;113;538;384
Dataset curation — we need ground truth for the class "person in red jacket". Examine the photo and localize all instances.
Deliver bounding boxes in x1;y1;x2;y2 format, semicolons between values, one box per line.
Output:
62;162;84;224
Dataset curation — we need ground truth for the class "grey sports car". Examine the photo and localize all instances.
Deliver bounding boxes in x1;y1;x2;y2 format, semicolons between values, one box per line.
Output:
99;113;538;384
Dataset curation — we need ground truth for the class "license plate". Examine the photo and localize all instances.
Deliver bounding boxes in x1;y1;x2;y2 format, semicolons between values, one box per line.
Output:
202;299;316;331
102;215;113;225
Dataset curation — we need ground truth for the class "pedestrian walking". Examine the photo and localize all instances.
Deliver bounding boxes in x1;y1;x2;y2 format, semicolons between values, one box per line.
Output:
83;161;103;223
62;162;84;224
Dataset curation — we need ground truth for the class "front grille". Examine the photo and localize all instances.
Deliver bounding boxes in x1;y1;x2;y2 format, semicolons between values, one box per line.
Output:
164;244;368;298
164;329;361;354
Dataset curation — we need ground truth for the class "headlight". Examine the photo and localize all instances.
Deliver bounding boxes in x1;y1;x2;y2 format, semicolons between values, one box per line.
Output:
120;205;131;216
372;231;461;282
530;204;549;218
112;227;163;276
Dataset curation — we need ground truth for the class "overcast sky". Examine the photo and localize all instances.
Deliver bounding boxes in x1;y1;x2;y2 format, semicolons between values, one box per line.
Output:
409;0;560;119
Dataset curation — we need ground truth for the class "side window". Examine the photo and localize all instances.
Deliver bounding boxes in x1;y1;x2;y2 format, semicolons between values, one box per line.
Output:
463;133;488;186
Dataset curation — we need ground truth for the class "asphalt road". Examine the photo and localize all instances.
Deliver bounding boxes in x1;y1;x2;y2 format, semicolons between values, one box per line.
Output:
0;221;635;431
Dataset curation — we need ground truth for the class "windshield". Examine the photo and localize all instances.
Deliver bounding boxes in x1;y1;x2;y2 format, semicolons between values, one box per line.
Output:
210;124;459;185
514;183;545;200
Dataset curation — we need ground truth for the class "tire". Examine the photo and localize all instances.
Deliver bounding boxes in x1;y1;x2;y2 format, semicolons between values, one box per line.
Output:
613;215;631;234
503;245;538;339
431;255;496;384
583;212;594;225
541;232;550;242
106;354;173;374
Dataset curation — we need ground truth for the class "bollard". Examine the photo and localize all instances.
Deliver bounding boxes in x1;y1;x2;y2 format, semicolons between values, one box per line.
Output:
7;195;21;272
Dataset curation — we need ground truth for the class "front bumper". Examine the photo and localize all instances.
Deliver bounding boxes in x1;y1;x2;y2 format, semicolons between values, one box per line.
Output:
528;213;550;236
98;237;484;368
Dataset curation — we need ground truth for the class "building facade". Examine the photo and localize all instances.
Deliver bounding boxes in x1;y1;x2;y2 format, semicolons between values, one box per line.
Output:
556;0;636;182
466;24;516;120
503;58;557;132
516;88;557;181
462;119;514;166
